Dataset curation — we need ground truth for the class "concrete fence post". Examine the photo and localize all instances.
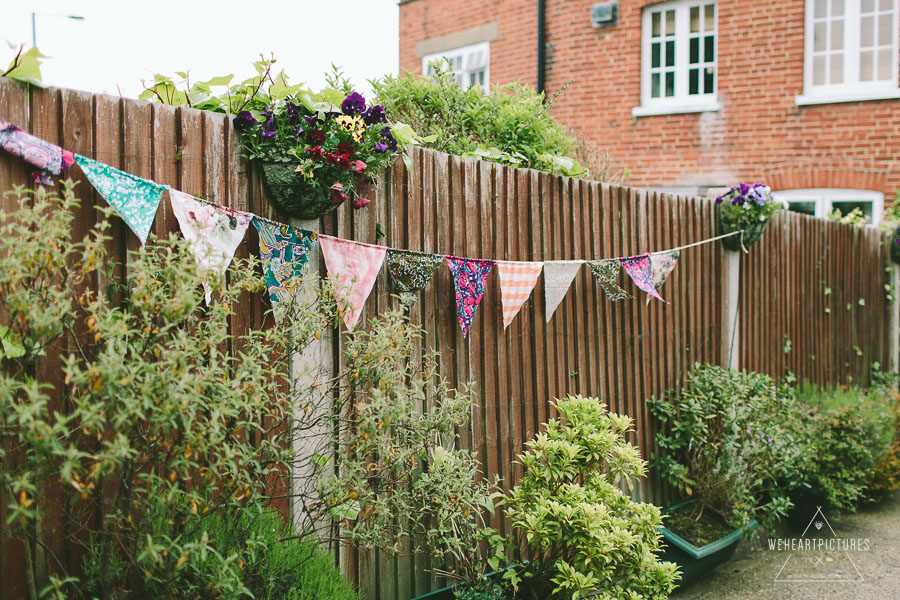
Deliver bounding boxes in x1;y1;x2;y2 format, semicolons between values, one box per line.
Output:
723;249;741;370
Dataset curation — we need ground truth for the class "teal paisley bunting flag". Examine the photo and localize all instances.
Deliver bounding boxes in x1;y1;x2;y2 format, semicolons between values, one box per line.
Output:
252;217;318;315
74;154;166;244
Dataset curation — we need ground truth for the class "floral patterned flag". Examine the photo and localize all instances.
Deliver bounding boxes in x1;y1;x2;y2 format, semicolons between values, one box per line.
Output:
446;256;493;337
253;217;318;315
587;259;631;302
386;249;444;306
496;260;543;329
0;121;75;185
169;189;252;304
646;250;679;305
543;260;583;323
620;253;665;303
319;235;387;330
74;154;166;244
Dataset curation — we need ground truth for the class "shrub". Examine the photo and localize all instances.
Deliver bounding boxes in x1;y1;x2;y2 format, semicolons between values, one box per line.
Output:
372;62;626;180
650;364;800;530
505;395;679;600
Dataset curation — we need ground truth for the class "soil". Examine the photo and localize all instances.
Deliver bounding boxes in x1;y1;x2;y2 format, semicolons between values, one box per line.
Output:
664;504;736;547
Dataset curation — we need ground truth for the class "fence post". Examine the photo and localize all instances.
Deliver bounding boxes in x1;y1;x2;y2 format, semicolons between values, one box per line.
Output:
892;267;900;372
723;249;741;370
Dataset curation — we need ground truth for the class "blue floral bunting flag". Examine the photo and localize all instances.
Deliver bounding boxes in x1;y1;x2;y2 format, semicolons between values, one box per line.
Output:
74;154;166;244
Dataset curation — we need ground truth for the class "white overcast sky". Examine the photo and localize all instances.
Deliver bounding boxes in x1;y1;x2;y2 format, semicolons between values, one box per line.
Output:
1;0;400;99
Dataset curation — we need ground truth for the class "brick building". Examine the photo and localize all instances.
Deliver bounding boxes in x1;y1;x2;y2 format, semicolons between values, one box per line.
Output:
399;0;900;224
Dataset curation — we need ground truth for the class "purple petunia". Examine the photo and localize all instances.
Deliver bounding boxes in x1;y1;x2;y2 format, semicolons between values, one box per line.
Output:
295;125;304;137
341;92;367;115
363;104;387;125
262;116;277;138
303;113;319;128
233;111;257;130
374;141;388;153
285;102;300;125
380;127;398;152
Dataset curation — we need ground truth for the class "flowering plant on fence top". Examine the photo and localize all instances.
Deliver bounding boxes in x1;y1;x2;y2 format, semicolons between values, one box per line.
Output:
716;182;784;229
233;90;399;210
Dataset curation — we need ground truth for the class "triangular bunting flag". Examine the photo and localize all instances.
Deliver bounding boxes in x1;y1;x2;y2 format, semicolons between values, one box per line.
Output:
446;256;493;337
386;249;444;306
253;217;318;315
319;235;387;330
588;259;631;301
646;250;679;305
543;260;583;322
620;253;666;302
0;121;74;185
74;154;165;244
169;189;252;304
496;260;543;329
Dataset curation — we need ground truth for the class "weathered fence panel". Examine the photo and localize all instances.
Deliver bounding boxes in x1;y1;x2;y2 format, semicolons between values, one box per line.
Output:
0;79;892;599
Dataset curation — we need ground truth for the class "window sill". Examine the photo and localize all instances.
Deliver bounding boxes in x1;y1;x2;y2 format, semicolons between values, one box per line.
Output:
631;102;722;117
795;89;900;106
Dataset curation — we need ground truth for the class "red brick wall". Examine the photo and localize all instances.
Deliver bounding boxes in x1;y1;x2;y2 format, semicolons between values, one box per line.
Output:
398;0;900;200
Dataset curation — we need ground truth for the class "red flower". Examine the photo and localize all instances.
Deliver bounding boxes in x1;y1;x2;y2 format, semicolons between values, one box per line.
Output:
353;197;371;209
307;130;325;145
337;141;355;156
326;152;352;169
306;145;323;160
333;190;349;205
352;159;367;173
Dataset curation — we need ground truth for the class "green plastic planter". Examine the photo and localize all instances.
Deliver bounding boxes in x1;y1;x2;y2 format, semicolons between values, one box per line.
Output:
659;501;757;588
408;585;455;600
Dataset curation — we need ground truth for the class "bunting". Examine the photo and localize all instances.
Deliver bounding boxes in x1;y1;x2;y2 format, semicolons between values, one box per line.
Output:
253;218;318;314
588;259;630;301
543;260;583;322
620;254;665;302
446;256;493;337
169;190;253;304
496;260;543;329
74;154;166;244
0;121;74;185
319;235;387;330
386;249;444;306
647;250;680;304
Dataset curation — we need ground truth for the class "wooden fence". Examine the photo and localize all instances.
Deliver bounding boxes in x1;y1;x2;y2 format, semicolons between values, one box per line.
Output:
0;78;893;599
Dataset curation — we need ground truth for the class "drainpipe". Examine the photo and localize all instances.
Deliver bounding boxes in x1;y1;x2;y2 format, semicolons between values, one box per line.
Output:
537;0;546;96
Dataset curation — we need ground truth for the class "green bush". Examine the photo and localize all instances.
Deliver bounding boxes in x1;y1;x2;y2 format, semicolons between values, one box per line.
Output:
650;364;800;530
506;395;679;600
372;62;627;181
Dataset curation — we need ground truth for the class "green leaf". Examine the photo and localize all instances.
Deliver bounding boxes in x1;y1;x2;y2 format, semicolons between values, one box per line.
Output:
201;74;234;87
421;134;438;144
4;47;49;88
318;87;346;106
0;326;26;359
174;71;189;79
329;500;360;521
391;122;422;146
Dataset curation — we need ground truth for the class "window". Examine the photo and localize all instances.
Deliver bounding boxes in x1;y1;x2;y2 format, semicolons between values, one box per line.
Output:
635;1;720;116
421;42;489;92
774;188;885;225
798;0;900;104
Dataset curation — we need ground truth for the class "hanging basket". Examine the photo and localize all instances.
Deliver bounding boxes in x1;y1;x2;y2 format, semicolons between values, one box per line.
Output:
891;225;900;264
720;216;768;252
259;161;337;220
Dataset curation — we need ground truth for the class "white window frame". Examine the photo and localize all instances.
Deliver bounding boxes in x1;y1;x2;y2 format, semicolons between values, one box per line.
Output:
774;188;884;225
421;41;490;93
797;0;900;105
634;0;722;117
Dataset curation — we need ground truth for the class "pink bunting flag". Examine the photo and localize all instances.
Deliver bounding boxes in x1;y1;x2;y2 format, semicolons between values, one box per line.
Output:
496;260;543;329
619;253;666;303
319;235;387;330
646;250;680;305
446;256;493;337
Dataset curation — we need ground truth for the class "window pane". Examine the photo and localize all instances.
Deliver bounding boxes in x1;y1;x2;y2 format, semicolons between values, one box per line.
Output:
666;40;675;66
831;201;873;221
689;69;699;94
880;0;892;9
652;42;661;68
705;35;715;62
788;201;817;216
690;6;700;32
832;0;844;16
878;48;892;79
665;71;675;96
862;0;875;12
814;22;827;51
652;12;661;37
666;10;675;35
861;16;875;46
830;53;844;83
652;73;661;97
861;50;875;80
479;71;485;87
814;55;827;84
879;14;893;45
831;20;844;49
815;0;827;18
690;37;700;64
704;67;715;93
470;73;476;87
704;4;715;30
